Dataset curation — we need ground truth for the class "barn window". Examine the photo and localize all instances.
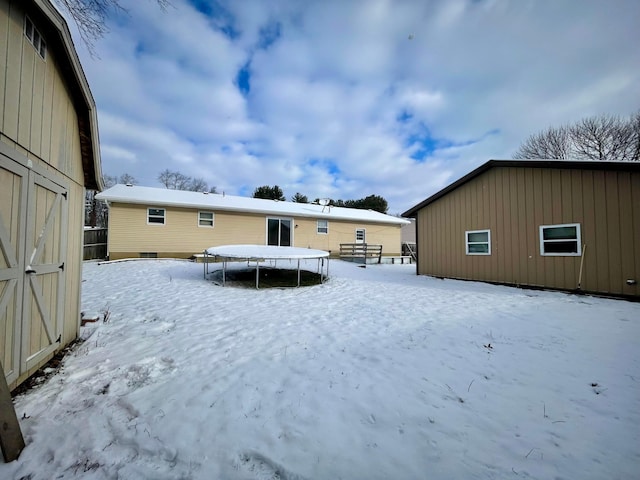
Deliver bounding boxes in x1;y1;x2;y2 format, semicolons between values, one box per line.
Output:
24;17;46;59
466;229;491;255
147;208;165;225
539;223;581;256
317;220;328;234
199;211;214;227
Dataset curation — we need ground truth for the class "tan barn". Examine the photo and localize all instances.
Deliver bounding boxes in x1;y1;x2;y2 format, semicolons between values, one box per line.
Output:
96;184;409;260
403;160;640;299
1;0;103;391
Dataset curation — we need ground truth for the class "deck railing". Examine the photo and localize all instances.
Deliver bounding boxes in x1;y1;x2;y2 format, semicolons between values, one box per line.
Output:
339;243;383;264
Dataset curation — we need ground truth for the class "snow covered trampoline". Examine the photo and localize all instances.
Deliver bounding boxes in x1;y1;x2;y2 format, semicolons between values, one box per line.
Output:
203;245;330;288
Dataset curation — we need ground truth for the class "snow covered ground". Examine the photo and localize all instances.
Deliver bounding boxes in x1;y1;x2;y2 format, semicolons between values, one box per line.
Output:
2;259;639;479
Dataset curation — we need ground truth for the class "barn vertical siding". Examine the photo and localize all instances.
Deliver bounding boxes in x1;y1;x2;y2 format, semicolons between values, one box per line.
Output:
416;166;640;297
1;0;97;389
1;0;84;186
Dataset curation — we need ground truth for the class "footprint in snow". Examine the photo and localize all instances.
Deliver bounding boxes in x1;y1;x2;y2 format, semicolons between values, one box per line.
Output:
235;451;307;480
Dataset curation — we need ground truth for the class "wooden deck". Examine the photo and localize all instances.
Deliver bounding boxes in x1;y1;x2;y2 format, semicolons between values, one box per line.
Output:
339;243;383;264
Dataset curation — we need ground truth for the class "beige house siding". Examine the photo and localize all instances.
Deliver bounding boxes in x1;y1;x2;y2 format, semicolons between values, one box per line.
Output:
415;166;640;298
1;0;101;391
107;203;404;260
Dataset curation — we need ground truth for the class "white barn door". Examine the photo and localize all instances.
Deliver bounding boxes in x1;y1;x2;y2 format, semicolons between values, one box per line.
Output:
0;150;68;385
21;172;68;371
0;155;27;386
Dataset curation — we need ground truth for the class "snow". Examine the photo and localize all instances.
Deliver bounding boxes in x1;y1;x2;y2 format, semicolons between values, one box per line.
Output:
205;245;329;259
96;185;409;225
2;259;639;479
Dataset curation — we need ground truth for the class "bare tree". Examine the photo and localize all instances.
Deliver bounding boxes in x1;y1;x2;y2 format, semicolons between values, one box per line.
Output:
513;126;572;160
514;111;640;161
571;115;627;161
85;173;130;227
631;111;640;161
119;173;137;185
55;0;171;56
158;169;213;191
158;169;188;189
189;177;209;192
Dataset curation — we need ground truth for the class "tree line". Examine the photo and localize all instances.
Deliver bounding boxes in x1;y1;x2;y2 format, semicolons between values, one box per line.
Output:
514;111;639;161
252;186;389;214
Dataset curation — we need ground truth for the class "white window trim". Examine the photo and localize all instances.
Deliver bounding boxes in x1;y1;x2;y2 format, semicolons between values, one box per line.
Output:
465;229;491;255
24;16;46;60
198;211;214;228
539;223;582;256
147;207;166;225
317;219;328;235
355;228;366;243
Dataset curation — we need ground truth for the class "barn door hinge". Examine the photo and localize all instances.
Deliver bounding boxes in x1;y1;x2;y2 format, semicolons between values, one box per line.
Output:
62;192;68;199
56;334;61;343
59;263;65;271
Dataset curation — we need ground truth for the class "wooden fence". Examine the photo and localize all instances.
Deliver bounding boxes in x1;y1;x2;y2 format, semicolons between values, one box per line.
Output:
339;243;383;264
83;228;107;260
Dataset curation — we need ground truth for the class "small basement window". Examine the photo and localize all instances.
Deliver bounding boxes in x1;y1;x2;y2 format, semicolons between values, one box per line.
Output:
540;223;581;256
317;219;328;234
147;208;165;224
24;17;46;59
466;229;491;255
199;211;214;227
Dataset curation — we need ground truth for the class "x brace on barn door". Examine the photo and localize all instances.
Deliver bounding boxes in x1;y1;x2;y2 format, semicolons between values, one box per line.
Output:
0;150;68;385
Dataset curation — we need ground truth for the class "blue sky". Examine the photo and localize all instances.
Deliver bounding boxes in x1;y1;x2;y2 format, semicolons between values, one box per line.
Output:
68;0;640;213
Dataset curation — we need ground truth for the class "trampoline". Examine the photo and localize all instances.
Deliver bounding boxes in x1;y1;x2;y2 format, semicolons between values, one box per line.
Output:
203;245;330;288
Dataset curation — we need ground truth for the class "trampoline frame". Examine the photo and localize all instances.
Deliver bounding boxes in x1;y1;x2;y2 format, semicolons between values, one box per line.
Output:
202;245;330;288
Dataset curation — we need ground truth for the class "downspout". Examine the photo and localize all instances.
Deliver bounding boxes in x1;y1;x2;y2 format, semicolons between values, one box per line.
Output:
577;244;587;290
414;216;420;275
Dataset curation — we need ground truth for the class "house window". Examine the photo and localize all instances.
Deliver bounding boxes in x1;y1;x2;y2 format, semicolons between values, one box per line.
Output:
267;218;292;246
466;229;491;255
355;228;366;243
540;223;581;256
147;208;165;225
199;211;214;227
317;220;328;234
25;17;46;59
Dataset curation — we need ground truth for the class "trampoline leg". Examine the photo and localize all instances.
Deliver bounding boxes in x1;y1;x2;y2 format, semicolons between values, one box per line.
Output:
297;259;301;287
256;262;260;289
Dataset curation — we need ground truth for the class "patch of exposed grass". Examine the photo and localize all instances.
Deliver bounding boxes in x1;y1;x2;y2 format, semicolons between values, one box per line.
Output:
212;267;323;288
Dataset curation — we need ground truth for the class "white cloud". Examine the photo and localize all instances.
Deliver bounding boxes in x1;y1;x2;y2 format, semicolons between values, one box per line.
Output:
75;0;640;212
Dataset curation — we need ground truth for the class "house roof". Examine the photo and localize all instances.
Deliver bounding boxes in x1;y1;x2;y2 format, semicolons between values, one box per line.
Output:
30;0;103;190
402;159;640;217
96;184;410;225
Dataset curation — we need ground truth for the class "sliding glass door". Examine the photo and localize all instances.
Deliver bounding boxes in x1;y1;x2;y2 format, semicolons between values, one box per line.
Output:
267;218;292;246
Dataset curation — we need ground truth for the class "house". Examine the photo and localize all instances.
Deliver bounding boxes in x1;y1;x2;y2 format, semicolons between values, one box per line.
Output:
1;0;103;391
96;184;409;260
402;159;640;299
